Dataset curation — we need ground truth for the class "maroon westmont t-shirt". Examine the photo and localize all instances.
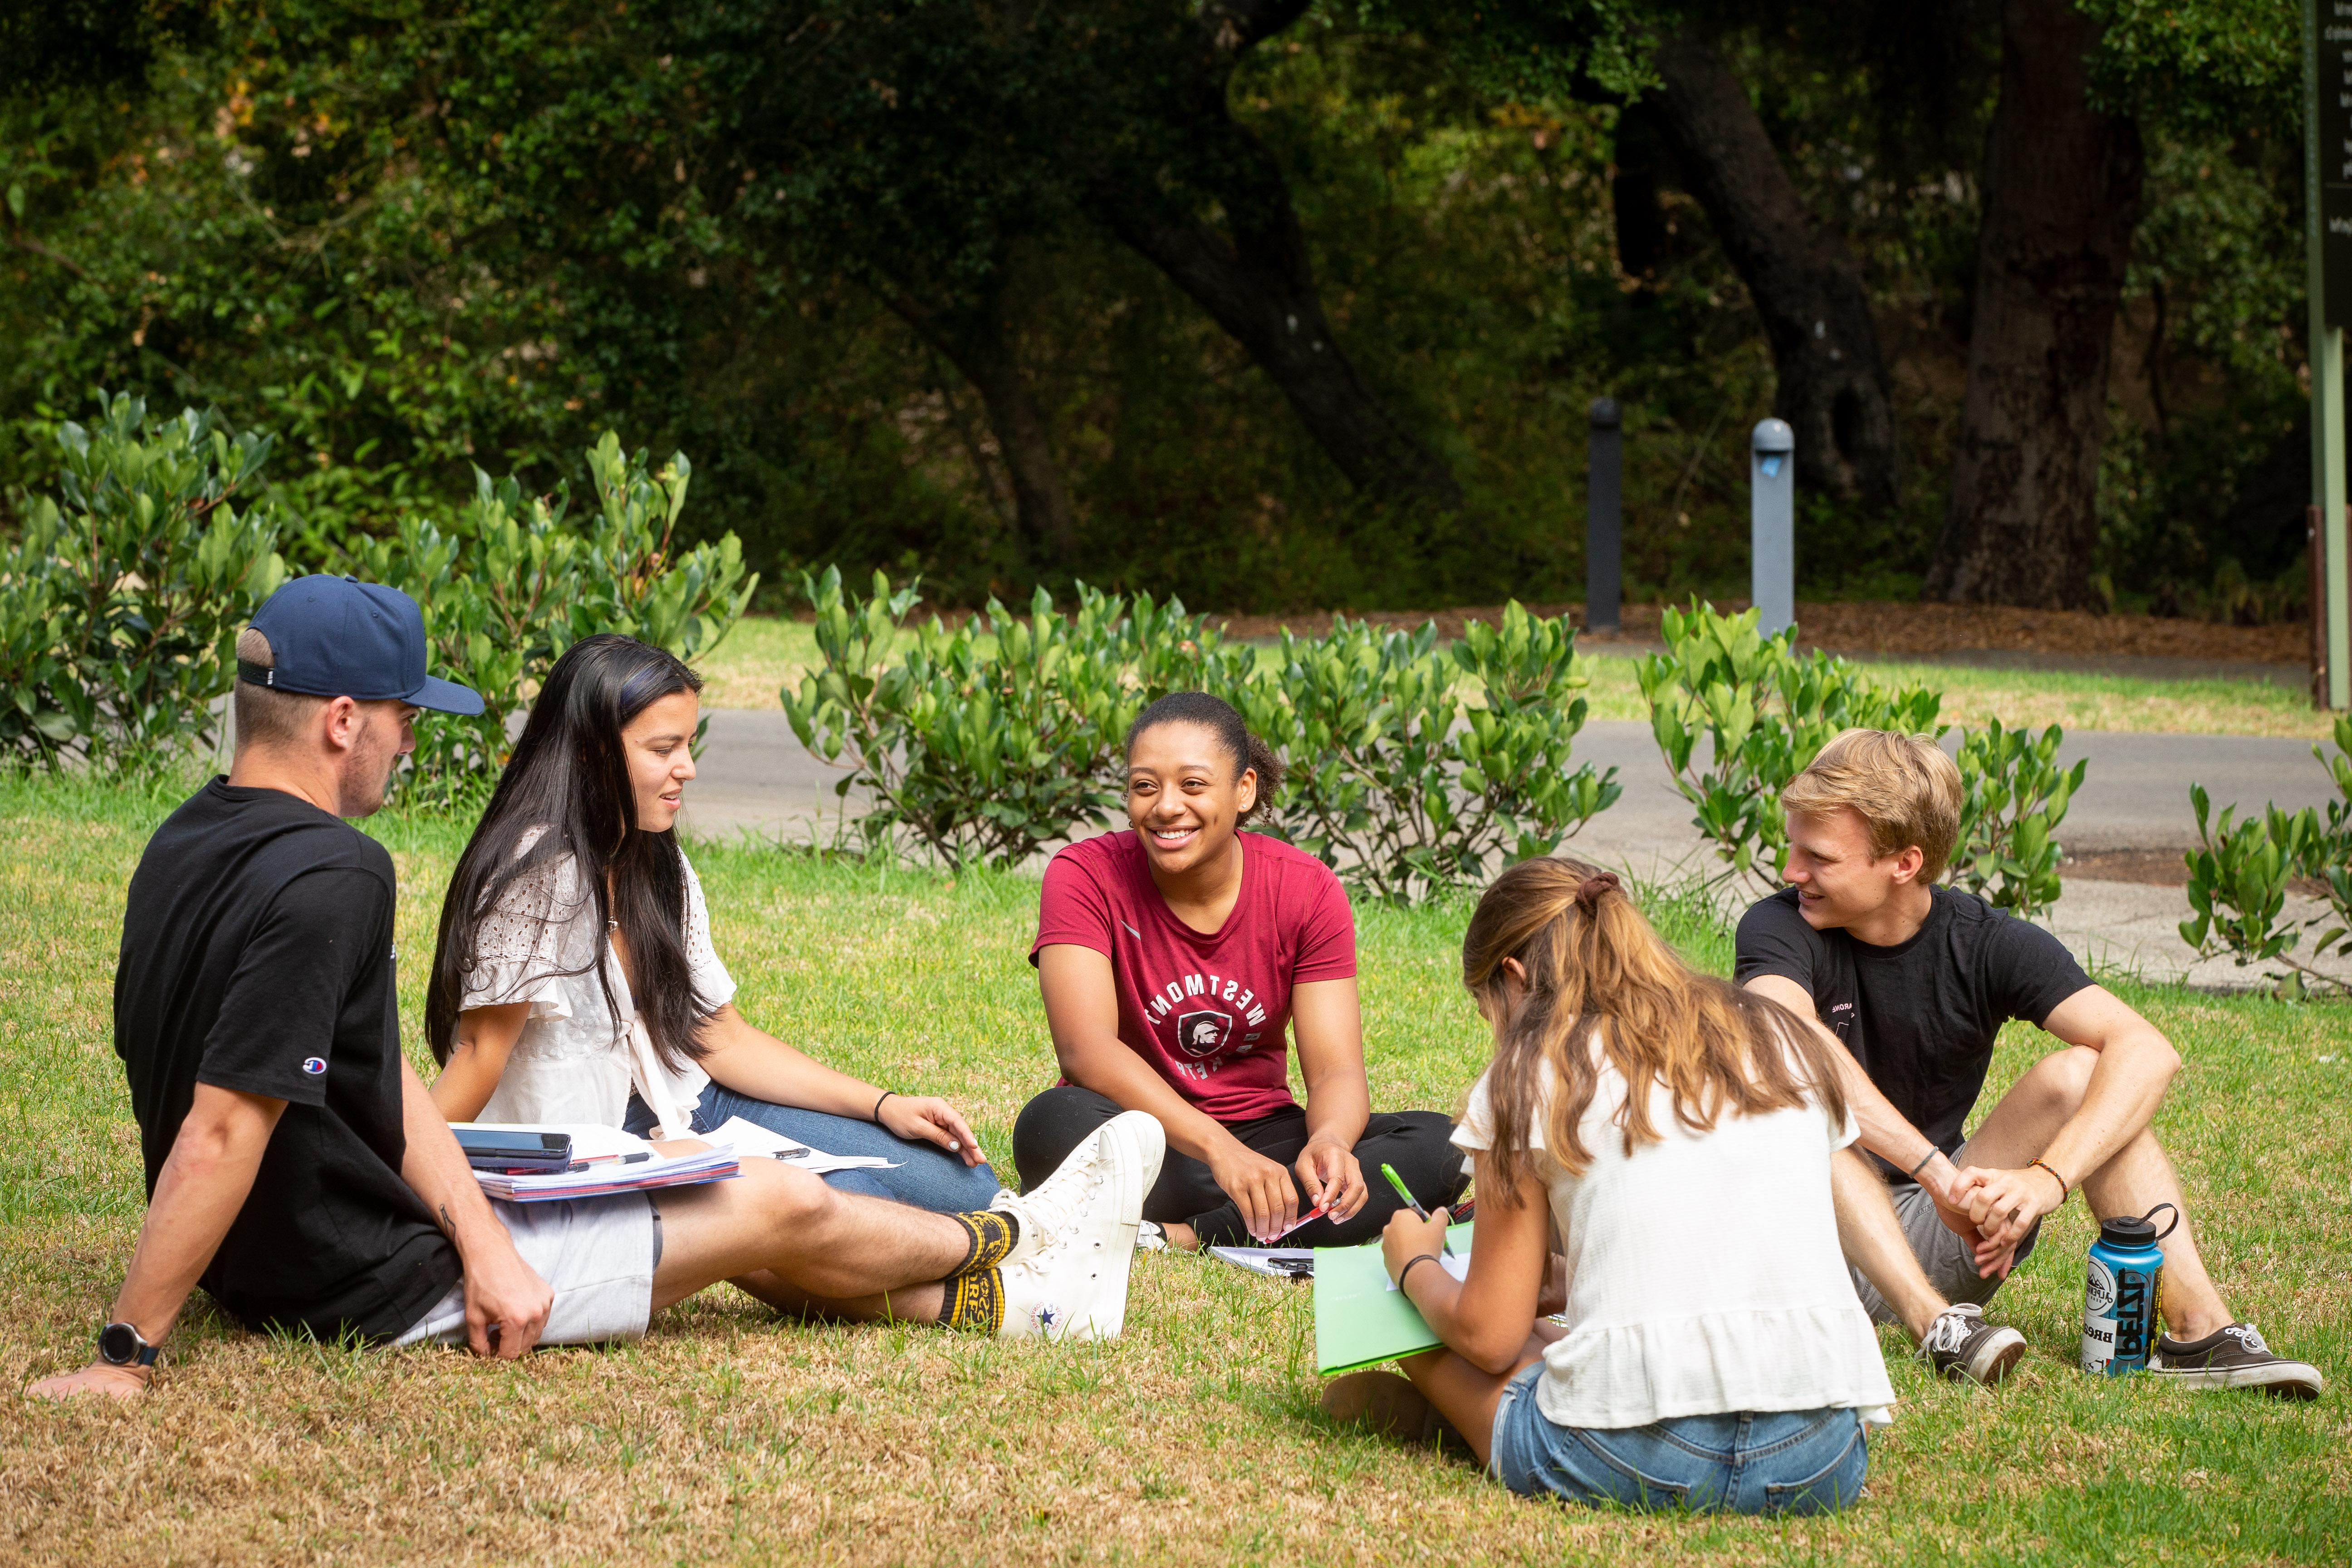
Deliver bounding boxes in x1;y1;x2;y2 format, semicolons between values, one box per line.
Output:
1030;830;1358;1123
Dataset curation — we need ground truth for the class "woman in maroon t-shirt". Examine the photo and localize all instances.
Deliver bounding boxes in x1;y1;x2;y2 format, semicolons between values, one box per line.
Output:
1015;692;1466;1250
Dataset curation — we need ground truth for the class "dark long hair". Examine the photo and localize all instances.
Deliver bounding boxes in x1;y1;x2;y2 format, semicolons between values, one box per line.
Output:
426;634;713;1072
1124;691;1283;825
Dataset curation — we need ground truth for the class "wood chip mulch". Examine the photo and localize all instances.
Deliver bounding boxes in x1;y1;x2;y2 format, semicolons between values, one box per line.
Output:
1207;601;2308;665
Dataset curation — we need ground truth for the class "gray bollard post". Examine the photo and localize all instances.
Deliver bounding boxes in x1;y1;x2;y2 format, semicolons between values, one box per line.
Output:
1587;398;1622;634
1750;418;1795;637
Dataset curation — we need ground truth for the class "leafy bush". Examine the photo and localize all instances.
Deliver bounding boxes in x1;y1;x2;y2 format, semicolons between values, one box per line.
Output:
2180;717;2352;993
1637;604;1943;882
785;575;1617;899
343;433;756;806
783;568;1252;871
1951;718;2086;917
1636;603;2083;916
1252;606;1619;903
0;394;285;772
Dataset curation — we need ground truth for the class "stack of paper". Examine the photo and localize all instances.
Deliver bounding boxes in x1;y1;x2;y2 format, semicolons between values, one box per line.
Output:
473;1143;741;1202
1208;1245;1318;1279
453;1121;742;1203
1312;1221;1475;1374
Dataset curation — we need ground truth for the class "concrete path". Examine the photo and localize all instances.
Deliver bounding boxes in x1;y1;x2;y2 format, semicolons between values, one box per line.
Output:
678;710;2348;990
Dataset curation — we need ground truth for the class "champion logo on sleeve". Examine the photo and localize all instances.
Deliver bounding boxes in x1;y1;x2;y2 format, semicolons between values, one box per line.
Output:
301;1057;328;1076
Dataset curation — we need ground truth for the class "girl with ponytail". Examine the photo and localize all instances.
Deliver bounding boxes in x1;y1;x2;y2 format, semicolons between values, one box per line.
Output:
1014;692;1466;1250
1324;857;1894;1514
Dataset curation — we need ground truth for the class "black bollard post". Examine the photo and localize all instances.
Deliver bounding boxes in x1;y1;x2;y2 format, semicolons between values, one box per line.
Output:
1587;397;1622;633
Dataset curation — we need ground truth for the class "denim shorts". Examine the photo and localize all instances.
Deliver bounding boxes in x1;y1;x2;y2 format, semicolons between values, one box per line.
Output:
1489;1362;1869;1515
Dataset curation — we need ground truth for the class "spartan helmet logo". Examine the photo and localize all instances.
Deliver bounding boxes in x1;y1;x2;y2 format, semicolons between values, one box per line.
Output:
1175;1009;1235;1059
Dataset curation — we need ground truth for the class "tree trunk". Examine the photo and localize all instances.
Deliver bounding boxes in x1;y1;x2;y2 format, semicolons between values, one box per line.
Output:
1086;0;1463;511
1647;29;1899;516
883;287;1081;567
1926;0;2143;607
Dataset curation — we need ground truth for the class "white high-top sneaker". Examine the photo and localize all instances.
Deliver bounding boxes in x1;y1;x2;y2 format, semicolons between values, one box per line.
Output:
994;1111;1164;1341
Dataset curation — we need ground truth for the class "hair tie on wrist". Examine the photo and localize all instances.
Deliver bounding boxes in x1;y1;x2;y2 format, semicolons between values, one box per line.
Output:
872;1089;897;1124
1397;1253;1443;1292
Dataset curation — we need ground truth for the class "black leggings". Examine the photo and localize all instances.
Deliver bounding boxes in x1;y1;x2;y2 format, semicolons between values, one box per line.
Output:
1012;1085;1469;1249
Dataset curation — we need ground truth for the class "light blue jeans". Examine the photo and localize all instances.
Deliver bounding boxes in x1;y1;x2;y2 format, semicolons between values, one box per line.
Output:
1489;1363;1869;1515
623;1083;1004;1214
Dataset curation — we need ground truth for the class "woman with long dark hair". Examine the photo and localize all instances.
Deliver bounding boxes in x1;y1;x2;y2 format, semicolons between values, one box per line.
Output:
1013;691;1465;1250
426;634;1001;1213
1323;857;1893;1513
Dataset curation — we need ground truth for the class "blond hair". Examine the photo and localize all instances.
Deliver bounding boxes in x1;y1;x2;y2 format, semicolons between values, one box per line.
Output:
1781;728;1962;880
1460;857;1847;1198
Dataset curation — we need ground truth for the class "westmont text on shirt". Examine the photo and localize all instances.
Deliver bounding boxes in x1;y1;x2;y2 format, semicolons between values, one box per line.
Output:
1140;966;1273;1081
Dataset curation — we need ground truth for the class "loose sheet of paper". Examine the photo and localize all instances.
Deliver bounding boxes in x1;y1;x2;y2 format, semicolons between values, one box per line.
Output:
1384;1250;1470;1291
706;1116;902;1174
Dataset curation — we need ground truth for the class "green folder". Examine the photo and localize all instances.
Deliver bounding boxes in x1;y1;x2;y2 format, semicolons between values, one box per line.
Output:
1313;1221;1475;1375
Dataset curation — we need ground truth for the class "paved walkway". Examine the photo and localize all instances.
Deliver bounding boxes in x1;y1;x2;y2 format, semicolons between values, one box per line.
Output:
678;710;2347;990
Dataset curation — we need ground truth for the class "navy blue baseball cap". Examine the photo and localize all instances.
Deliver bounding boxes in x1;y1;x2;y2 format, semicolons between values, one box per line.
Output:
240;575;485;715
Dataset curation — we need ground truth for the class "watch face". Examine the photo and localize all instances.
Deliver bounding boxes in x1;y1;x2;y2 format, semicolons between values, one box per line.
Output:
98;1322;141;1365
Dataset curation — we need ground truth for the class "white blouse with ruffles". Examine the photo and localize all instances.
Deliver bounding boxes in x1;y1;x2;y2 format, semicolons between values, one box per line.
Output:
1451;1027;1896;1431
461;827;736;1137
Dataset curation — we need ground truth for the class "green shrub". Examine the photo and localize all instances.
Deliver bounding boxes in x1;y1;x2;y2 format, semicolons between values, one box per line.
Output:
784;575;1618;899
783;568;1252;871
1636;603;2082;916
343;433;756;807
1254;605;1619;903
0;393;285;773
2180;716;2352;993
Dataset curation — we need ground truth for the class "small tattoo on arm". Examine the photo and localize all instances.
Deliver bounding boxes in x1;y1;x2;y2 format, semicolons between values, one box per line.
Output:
437;1202;456;1240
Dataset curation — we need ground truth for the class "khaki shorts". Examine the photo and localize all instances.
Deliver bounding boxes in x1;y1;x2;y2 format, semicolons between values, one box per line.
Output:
1847;1140;2043;1327
396;1193;658;1348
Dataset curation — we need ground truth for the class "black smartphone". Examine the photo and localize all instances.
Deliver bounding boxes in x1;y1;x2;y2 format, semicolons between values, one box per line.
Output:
454;1129;573;1168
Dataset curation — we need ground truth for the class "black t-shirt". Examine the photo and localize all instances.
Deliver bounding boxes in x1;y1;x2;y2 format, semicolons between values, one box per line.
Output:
114;779;460;1338
1734;885;2092;1182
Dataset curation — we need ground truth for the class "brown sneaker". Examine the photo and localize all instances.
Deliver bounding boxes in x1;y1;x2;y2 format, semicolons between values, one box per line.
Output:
1319;1371;1465;1450
2149;1323;2324;1400
1920;1303;2027;1386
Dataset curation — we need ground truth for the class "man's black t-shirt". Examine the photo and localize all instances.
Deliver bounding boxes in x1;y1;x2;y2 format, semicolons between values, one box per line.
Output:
1734;885;2092;1182
114;779;460;1338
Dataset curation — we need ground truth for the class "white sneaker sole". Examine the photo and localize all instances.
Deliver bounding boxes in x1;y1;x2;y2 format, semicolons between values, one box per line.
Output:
2146;1361;2324;1398
1074;1112;1164;1341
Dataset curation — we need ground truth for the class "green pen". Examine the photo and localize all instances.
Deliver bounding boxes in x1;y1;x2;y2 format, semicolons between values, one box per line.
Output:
1382;1162;1453;1255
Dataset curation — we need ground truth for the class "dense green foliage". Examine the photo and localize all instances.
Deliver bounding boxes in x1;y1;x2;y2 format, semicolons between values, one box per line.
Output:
0;393;284;772
1636;603;2083;914
785;573;1617;898
0;1;2316;615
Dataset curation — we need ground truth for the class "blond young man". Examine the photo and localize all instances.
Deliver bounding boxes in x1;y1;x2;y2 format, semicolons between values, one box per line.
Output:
1735;730;2321;1398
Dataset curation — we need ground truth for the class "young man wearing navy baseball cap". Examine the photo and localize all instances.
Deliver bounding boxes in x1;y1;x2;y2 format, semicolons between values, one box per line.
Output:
34;577;1162;1399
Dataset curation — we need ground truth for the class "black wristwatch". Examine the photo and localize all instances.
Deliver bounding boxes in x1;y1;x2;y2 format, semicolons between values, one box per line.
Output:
97;1320;161;1369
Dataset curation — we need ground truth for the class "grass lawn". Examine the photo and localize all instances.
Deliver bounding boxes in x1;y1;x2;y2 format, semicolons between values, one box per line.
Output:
5;774;2348;1564
700;616;2334;740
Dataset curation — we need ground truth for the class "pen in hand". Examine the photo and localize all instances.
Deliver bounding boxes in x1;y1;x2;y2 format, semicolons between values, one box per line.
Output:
1381;1162;1452;1256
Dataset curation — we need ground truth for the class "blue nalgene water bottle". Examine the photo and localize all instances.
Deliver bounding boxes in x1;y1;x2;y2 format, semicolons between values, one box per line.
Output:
2082;1202;2178;1377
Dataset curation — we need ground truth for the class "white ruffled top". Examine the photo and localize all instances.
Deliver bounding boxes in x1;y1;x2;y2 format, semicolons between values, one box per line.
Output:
1452;1028;1896;1431
461;827;736;1137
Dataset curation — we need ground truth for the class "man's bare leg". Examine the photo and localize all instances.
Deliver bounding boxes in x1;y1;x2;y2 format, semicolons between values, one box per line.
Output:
1963;1047;2233;1339
650;1161;970;1319
1830;1146;1947;1342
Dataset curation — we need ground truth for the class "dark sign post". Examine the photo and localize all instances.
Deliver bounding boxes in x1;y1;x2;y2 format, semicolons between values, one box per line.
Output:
1587;398;1622;634
2307;0;2351;707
